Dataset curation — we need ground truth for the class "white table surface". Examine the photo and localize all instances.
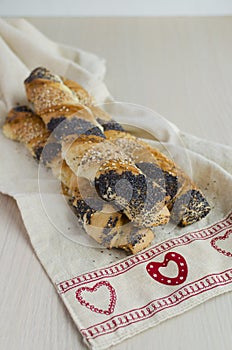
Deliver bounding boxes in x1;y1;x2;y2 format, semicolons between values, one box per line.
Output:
1;17;232;350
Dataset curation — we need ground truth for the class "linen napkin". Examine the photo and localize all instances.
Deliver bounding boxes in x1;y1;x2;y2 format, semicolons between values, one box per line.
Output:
0;18;232;350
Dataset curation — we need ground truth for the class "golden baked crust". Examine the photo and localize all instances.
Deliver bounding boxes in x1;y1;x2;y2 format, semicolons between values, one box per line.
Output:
62;77;95;106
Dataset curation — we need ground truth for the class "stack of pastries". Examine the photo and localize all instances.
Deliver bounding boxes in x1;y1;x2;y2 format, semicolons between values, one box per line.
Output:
2;67;211;254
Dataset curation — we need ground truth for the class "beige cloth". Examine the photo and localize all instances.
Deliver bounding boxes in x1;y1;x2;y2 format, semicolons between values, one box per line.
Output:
0;18;232;350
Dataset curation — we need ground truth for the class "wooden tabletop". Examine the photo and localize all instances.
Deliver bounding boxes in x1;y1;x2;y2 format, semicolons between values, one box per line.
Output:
1;17;232;350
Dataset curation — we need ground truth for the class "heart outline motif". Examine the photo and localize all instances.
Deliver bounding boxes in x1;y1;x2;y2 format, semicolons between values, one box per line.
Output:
146;252;188;286
210;229;232;257
75;280;117;315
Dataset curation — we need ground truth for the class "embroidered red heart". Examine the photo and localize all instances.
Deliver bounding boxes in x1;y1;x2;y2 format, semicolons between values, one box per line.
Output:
146;252;188;285
75;280;117;315
211;229;232;257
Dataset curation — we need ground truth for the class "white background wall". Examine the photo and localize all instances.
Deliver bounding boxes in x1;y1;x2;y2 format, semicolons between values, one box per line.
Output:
1;0;232;16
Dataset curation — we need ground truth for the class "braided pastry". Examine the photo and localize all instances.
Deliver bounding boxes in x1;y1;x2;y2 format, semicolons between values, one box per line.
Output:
3;106;154;254
2;65;211;257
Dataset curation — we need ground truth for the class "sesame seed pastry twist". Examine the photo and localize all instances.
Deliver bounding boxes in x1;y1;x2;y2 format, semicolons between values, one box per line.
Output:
2;106;155;254
24;67;170;228
61;78;211;227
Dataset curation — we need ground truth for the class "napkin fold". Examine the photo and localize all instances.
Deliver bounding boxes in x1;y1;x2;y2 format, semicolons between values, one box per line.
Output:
0;18;232;350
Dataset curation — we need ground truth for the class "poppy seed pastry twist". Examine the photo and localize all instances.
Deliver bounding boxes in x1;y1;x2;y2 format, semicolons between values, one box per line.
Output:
2;106;155;254
61;79;211;226
24;67;170;228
